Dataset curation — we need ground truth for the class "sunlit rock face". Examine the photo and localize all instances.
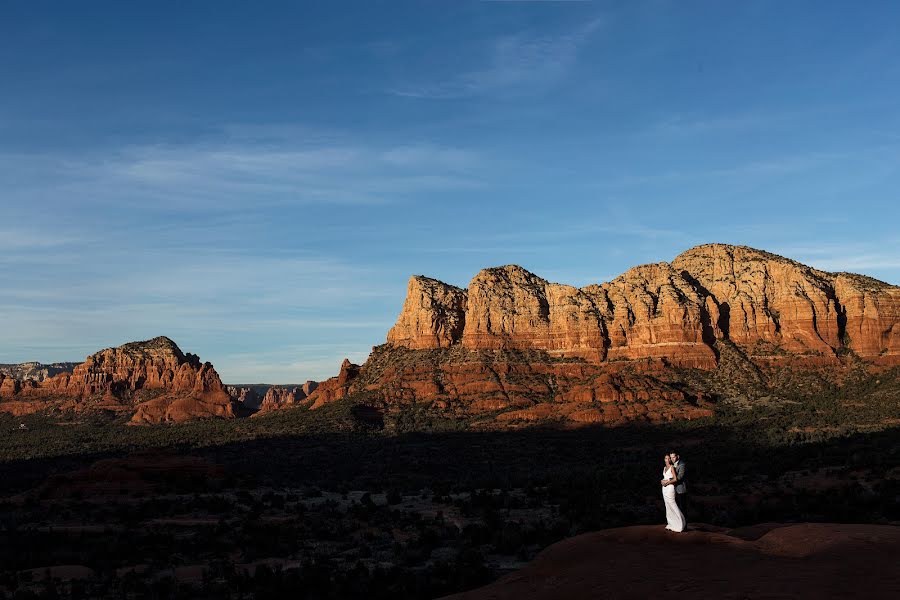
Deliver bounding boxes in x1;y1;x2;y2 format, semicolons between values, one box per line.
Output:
386;244;900;366
0;361;79;382
387;276;467;350
309;244;898;426
0;336;235;424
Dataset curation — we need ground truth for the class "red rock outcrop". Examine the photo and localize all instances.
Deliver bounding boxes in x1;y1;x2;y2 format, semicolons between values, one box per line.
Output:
0;336;235;424
385;244;900;367
441;523;900;600
0;361;79;382
671;245;844;357
305;359;360;410
257;386;308;413
301;244;899;426
309;345;713;426
226;386;265;409
387;276;467;349
832;272;900;362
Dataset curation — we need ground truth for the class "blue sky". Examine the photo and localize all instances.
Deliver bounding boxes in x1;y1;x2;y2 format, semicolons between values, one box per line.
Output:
2;1;899;382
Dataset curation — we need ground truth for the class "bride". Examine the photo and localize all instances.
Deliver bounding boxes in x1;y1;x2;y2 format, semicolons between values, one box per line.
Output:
661;454;686;532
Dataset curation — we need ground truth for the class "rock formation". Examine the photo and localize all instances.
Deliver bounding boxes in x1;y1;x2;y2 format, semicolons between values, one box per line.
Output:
387;276;467;349
0;362;79;382
258;386;307;412
226;385;267;410
386;244;900;365
5;244;897;428
440;523;900;599
0;336;235;424
303;244;900;426
303;359;360;410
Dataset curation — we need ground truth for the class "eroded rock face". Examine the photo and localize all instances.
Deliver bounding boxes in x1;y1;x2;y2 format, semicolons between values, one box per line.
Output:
290;243;899;427
671;245;842;357
586;262;716;367
350;345;713;425
258;386;308;413
385;244;900;366
832;272;900;361
0;362;78;382
0;337;235;424
305;359;360;409
387;276;467;349
225;386;265;410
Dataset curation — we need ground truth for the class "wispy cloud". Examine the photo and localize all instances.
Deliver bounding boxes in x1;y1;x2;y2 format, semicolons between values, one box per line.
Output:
771;242;900;277
0;229;85;251
592;149;865;190
389;17;603;99
0;247;398;378
0;132;484;211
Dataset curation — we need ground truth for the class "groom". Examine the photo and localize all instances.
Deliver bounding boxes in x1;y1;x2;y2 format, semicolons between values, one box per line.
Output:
668;451;687;516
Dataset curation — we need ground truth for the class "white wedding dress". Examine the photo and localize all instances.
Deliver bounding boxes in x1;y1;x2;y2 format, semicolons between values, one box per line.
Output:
663;466;686;532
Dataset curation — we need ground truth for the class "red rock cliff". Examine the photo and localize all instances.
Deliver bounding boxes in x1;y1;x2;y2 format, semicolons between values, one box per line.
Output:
386;244;900;366
0;336;235;424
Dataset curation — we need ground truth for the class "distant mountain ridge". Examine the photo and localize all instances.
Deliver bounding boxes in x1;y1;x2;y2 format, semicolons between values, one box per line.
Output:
0;362;79;382
2;244;898;427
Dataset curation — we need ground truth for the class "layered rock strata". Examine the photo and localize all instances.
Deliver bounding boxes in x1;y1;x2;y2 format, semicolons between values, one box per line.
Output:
258;385;306;412
0;362;79;382
387;244;900;365
225;386;265;410
313;244;900;426
0;337;234;424
303;359;360;410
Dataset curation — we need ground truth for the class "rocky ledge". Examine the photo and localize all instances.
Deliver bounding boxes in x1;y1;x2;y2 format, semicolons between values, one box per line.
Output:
441;523;900;599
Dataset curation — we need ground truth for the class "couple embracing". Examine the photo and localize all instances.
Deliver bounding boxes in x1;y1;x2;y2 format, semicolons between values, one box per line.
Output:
660;451;687;532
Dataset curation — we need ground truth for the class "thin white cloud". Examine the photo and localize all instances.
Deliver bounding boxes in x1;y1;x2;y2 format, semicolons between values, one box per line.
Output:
771;242;900;276
594;150;857;190
389;17;603;99
0;132;484;211
0;229;86;250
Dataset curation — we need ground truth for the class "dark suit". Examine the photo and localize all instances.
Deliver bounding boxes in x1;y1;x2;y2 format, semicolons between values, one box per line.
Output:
673;461;687;515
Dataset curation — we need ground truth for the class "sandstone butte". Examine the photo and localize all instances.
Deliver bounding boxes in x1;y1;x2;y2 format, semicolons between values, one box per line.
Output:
254;380;319;414
3;244;899;426
302;243;900;426
0;336;234;424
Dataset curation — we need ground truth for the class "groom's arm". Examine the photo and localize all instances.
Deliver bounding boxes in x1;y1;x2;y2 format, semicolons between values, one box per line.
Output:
675;463;686;484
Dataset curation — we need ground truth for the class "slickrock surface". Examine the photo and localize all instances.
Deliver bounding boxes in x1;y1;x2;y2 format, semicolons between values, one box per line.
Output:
441;523;900;600
0;337;234;424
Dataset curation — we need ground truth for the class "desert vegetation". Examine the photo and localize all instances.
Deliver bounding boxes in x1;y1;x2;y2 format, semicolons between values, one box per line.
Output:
1;364;898;598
